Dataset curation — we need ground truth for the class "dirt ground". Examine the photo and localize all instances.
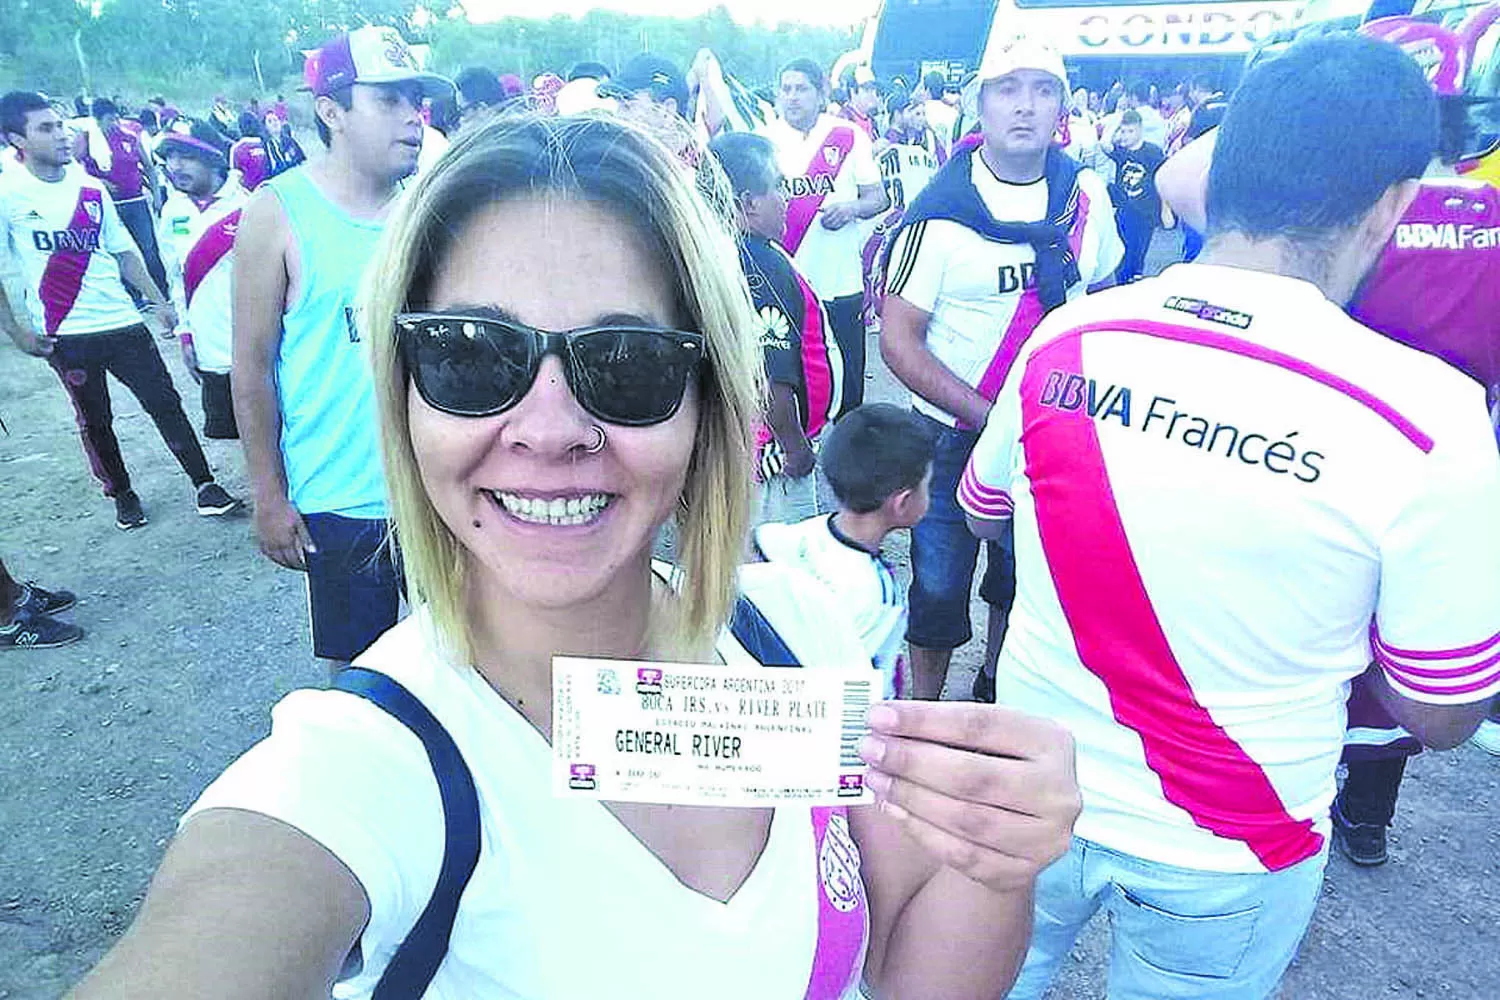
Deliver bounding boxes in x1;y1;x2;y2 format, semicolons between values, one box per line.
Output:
1;232;1497;998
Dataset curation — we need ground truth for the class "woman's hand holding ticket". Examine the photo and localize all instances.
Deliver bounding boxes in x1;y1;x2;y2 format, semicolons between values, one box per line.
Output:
858;700;1080;893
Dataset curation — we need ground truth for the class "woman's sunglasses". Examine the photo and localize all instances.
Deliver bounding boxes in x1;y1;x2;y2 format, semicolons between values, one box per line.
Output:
394;312;707;427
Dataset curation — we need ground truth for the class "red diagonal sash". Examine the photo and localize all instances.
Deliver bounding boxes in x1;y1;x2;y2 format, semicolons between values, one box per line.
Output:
38;187;103;335
783;125;857;255
182;208;241;308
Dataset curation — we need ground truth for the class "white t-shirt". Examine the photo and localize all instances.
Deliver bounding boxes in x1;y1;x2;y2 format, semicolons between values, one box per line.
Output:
886;154;1122;427
960;262;1500;874
876;141;939;214
185;563;871;1000
0;166;140;336
924;100;959;147
158;174;250;373
761;113;881;300
755;516;906;700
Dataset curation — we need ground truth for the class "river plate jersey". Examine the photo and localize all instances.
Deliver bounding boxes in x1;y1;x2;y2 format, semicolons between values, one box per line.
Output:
961;262;1500;873
0;167;140;336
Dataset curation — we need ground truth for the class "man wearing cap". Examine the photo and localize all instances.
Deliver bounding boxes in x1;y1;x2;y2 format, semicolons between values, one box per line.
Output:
607;53;701;164
762;58;890;419
232;26;453;670
156;124;247;440
879;37;1121;702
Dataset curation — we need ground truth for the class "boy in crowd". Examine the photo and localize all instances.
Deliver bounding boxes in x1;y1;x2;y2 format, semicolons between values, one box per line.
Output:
711;131;841;521
755;403;935;699
1107;108;1170;284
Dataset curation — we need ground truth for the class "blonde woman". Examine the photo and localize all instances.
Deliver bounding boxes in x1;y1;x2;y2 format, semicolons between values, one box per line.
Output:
70;114;1079;1000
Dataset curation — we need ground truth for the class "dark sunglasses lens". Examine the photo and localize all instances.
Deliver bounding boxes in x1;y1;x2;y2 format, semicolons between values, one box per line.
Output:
569;329;703;425
405;318;534;415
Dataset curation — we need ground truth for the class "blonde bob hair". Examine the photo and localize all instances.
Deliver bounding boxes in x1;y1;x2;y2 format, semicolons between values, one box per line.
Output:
362;112;764;663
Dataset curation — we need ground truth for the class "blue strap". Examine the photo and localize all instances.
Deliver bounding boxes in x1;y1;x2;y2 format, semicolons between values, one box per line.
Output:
729;595;802;667
333;668;481;1000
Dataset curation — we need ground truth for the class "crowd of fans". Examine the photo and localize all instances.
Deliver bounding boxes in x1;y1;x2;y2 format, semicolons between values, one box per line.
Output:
1;12;1498;1000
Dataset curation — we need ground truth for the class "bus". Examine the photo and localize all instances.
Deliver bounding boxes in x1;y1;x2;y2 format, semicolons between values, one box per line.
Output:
847;0;1305;92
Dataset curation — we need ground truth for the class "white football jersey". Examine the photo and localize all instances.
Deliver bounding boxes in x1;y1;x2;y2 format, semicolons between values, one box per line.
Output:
0;166;140;336
962;262;1500;873
158;174;251;373
887;155;1122;427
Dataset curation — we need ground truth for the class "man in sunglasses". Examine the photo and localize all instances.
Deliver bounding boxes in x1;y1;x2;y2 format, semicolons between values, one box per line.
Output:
232;27;454;671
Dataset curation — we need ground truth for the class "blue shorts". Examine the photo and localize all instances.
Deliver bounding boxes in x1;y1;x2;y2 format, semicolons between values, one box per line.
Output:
303;513;401;662
905;412;1015;650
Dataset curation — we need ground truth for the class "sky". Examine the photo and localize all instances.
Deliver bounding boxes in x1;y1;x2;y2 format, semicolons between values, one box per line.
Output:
459;0;879;27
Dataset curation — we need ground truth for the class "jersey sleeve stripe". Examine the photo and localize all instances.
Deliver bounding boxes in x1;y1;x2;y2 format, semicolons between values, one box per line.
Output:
1373;639;1500;677
958;462;1014;520
1059;320;1435;453
886;220;926;298
1372;627;1500;662
1379;654;1500;702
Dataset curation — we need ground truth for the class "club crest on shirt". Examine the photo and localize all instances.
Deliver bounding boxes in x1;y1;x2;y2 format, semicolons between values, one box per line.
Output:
819;813;863;913
823;144;843;168
84;200;101;224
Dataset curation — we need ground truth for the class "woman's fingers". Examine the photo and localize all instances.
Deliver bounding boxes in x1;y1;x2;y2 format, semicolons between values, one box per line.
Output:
858;701;1082;892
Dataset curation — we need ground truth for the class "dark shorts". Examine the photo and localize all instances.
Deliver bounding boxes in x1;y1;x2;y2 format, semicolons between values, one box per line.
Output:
303;513;401;662
906;411;1016;650
199;371;238;439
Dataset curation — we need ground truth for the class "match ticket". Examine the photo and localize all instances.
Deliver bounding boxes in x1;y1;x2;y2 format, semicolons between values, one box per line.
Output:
552;657;876;807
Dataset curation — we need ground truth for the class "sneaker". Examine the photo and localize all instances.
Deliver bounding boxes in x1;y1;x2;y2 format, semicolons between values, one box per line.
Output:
0;609;84;650
1331;794;1388;866
1469;719;1500;756
195;482;243;517
114;490;147;531
12;582;76;617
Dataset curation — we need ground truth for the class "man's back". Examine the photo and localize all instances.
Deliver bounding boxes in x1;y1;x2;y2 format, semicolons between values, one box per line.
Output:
965;261;1500;873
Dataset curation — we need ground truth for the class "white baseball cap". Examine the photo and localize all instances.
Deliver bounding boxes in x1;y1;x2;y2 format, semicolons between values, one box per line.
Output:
963;35;1070;117
304;26;454;101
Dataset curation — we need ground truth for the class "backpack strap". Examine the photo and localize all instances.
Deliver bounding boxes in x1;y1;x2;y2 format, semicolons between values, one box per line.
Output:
729;594;803;667
332;667;481;1000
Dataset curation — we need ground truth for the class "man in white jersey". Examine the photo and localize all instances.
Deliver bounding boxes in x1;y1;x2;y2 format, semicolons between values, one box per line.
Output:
156;125;248;440
0;92;241;531
879;37;1122;701
234;27;453;668
762;58;889;417
961;36;1500;999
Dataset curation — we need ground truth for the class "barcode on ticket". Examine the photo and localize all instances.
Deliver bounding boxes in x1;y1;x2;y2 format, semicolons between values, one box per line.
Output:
839;678;872;769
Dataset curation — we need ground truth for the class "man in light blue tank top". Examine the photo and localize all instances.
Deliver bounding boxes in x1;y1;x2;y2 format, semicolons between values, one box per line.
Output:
231;27;454;668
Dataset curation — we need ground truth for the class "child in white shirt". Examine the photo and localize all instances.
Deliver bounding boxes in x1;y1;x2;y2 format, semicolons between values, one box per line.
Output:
753;403;936;698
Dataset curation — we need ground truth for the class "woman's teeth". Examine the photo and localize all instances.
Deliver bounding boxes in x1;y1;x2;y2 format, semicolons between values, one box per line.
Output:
492;492;612;526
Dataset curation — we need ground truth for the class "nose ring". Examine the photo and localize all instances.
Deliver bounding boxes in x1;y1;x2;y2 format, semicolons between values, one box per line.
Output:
584;425;607;454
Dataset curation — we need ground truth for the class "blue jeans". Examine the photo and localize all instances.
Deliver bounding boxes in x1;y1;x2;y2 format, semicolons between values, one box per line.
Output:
1008;837;1327;1000
906;412;1015;650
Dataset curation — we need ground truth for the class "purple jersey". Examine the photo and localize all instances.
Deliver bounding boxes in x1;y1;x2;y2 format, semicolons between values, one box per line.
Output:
1352;180;1500;392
